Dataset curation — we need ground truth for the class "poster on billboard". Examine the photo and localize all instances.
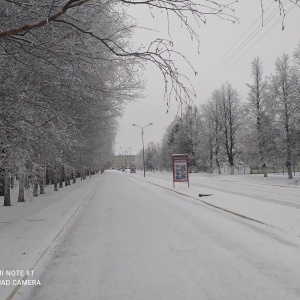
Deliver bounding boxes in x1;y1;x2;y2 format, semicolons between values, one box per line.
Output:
172;154;189;187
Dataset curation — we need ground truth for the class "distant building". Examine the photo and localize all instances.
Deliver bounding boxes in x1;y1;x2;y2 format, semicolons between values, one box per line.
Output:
112;155;135;170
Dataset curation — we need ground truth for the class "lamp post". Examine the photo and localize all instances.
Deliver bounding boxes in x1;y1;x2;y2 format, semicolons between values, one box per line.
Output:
125;147;131;173
119;147;124;171
132;123;153;177
126;147;132;173
120;146;131;172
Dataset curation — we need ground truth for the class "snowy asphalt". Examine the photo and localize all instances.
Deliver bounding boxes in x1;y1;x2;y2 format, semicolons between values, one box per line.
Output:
7;171;300;299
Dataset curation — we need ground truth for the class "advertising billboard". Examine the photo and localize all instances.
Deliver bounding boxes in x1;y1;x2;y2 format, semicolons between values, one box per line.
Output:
172;154;189;187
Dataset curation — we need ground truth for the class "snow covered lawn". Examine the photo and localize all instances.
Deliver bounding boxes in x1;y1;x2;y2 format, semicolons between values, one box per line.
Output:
132;171;300;237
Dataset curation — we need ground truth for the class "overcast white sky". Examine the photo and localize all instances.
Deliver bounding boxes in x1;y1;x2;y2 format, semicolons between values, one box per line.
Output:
114;0;300;155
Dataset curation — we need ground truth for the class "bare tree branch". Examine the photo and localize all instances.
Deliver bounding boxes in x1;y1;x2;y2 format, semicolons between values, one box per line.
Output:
0;0;90;38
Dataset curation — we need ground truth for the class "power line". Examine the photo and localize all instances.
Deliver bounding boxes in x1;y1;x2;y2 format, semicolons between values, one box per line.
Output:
197;3;282;92
196;2;295;99
196;0;288;94
194;0;292;98
194;1;276;91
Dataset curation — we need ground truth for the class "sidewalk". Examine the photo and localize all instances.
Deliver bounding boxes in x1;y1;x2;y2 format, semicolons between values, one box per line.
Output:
0;175;101;300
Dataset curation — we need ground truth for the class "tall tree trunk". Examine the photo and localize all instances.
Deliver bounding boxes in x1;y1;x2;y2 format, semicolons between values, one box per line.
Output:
46;165;50;185
0;168;4;197
65;173;68;186
2;148;11;206
53;172;58;191
18;173;25;202
287;165;293;179
52;166;58;191
33;178;38;197
286;129;293;179
229;155;235;175
54;180;58;191
73;169;76;184
39;177;44;194
4;171;11;206
25;176;30;189
10;174;14;189
64;167;68;186
286;161;293;179
230;165;234;175
59;165;64;188
209;149;213;173
80;168;84;181
216;157;221;174
66;168;71;185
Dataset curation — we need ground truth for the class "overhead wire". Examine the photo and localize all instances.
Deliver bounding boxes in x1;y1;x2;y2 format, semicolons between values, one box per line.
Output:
197;2;297;99
193;1;276;91
194;0;293;99
196;0;289;94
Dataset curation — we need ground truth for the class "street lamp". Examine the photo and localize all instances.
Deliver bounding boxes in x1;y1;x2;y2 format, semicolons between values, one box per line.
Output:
120;146;131;172
119;147;124;171
125;147;132;173
132;123;153;177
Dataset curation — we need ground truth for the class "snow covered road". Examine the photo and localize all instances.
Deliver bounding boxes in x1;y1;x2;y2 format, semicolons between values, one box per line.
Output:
13;171;300;300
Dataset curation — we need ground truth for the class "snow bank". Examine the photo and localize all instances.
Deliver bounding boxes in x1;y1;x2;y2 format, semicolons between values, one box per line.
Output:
131;171;300;237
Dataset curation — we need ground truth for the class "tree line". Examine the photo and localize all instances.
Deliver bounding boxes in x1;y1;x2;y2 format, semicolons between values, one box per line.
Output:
1;1;298;206
136;44;300;179
0;0;242;206
0;1;143;205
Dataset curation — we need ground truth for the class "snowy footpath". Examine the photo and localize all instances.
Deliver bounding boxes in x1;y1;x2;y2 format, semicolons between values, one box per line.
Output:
0;171;300;299
0;175;101;300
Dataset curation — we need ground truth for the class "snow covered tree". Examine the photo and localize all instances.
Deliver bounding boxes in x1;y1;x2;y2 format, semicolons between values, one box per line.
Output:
0;0;241;107
159;131;173;171
269;54;299;179
293;42;300;162
216;83;243;175
0;1;141;205
245;57;278;176
202;95;227;174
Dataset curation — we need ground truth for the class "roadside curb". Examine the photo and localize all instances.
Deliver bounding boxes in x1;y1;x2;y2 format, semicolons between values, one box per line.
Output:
144;179;271;227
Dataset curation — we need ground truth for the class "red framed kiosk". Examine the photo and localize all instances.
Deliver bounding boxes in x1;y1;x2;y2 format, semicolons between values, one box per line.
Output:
172;154;189;188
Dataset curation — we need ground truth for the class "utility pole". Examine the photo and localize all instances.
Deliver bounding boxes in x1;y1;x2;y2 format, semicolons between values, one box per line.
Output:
132;123;153;177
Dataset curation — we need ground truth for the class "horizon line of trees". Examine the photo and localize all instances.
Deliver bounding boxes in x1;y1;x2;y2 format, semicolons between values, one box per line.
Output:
135;43;300;179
